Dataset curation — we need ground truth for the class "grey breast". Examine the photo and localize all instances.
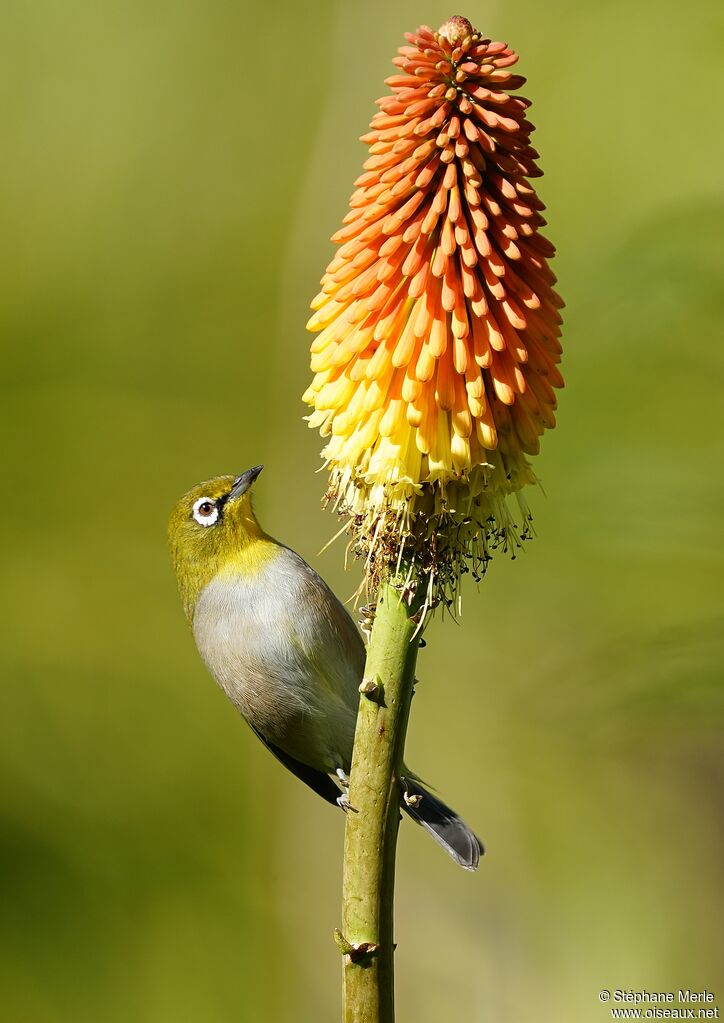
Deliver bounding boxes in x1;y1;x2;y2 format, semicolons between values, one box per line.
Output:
192;545;366;773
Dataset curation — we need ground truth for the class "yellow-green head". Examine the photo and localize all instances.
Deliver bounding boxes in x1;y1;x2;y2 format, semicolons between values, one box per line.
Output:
168;465;274;621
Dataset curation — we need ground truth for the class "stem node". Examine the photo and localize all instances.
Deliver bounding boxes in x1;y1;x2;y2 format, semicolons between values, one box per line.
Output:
359;675;383;701
335;930;380;965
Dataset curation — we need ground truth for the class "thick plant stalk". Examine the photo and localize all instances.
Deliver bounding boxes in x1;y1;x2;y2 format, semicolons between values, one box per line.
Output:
338;574;423;1023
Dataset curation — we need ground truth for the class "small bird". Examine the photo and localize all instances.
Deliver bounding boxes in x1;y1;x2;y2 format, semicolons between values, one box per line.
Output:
168;466;483;870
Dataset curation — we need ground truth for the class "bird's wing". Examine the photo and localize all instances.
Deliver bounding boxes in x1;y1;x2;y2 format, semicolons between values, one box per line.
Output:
248;721;342;806
283;550;367;700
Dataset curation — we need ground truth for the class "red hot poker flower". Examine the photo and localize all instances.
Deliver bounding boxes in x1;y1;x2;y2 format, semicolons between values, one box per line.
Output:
305;17;564;601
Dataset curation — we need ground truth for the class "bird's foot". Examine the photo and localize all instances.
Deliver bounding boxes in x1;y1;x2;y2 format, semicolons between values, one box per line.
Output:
337;792;358;813
401;777;422;808
357;603;376;639
336;766;350;789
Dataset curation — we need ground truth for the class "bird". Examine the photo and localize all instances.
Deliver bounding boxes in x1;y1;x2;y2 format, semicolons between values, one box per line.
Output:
168;465;483;870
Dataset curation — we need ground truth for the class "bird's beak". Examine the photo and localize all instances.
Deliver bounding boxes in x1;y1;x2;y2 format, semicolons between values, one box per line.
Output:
229;464;264;501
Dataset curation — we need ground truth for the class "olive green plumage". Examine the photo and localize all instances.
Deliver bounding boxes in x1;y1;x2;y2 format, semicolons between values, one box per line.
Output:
168;469;274;622
168;466;483;869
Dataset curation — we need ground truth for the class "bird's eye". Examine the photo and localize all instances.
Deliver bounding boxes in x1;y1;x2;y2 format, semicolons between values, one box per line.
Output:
192;496;219;527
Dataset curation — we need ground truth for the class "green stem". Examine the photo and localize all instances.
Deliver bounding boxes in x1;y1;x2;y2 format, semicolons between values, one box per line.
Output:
339;572;424;1023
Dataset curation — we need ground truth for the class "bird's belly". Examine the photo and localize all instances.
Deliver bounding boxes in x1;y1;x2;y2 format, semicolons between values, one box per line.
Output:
210;649;352;771
192;572;360;773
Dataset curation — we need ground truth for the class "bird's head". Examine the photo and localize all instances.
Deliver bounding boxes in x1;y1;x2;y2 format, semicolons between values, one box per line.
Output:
168;465;266;620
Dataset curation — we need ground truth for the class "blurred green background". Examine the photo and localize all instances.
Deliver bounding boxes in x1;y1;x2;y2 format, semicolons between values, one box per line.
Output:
2;1;723;1020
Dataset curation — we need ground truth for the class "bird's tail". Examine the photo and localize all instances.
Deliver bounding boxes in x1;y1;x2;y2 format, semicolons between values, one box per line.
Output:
401;779;484;871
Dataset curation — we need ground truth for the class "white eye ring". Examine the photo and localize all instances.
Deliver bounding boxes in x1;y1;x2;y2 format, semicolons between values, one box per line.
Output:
192;496;219;527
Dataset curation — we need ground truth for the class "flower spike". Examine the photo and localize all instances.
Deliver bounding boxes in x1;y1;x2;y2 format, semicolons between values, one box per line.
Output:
305;16;564;604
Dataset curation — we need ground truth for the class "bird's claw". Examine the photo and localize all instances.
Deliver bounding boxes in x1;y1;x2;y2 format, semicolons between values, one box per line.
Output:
337;792;358;813
357;603;377;639
401;777;422;808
